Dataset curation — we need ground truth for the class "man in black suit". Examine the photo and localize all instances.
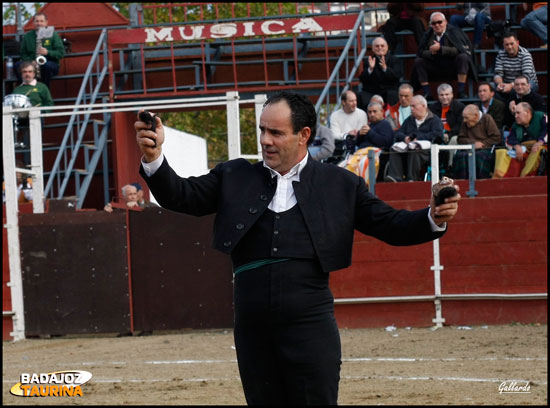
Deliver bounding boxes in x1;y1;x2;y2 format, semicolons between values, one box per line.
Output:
135;91;461;405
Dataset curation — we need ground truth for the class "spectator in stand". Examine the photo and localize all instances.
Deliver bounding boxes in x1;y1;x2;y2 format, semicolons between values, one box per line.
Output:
131;182;157;208
104;184;140;213
379;3;426;53
506;75;547;126
354;102;395;150
308;125;335;161
13;61;54;109
16;12;65;88
493;32;538;97
2;163;33;204
520;3;547;48
476;82;506;130
494;102;547;178
329;90;368;141
387;83;414;130
385;95;444;182
370;94;391;119
358;37;402;110
430;83;465;143
450;104;501;179
412;12;477;100
449;3;492;49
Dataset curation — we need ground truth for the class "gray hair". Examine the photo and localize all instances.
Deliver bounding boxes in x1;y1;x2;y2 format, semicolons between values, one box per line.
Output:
370;94;384;104
398;83;414;93
463;104;480;116
367;102;384;110
411;95;428;107
437;83;453;95
517;102;533;115
429;12;446;23
121;184;136;197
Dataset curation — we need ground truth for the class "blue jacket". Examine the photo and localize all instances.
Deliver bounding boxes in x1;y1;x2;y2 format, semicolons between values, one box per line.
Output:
394;110;445;144
356;119;395;149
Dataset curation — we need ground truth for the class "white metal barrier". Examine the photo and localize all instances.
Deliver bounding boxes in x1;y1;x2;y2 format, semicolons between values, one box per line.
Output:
2;92;266;341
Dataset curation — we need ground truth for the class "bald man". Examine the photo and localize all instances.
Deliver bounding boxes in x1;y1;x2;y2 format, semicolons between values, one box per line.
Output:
358;37;402;109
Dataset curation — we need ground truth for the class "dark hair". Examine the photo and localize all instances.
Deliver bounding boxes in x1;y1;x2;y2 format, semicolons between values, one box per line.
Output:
502;31;518;41
478;81;494;92
35;12;48;20
514;74;529;84
264;91;317;145
131;182;143;191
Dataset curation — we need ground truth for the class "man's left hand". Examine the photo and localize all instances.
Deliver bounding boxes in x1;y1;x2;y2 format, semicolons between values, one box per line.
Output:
38;47;48;55
430;184;461;226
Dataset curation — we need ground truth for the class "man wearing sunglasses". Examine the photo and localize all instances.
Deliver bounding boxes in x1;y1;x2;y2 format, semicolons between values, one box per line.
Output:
412;12;477;100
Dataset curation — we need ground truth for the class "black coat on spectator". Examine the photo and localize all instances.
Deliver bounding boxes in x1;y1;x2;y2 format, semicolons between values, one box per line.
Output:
394;110;445;144
359;53;402;95
430;99;466;136
414;24;478;84
476;97;506;130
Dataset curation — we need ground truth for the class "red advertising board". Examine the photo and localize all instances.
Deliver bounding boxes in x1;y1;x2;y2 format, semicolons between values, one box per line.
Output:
108;15;359;44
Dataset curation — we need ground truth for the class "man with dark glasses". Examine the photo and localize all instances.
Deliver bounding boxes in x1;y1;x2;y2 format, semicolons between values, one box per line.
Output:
412;12;478;101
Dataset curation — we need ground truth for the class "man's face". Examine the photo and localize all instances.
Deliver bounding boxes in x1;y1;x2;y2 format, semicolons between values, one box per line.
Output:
513;78;530;96
342;92;357;114
21;66;36;84
503;36;519;57
372;39;388;57
463;111;479;128
438;89;453;107
410;100;427;119
123;186;138;203
367;105;384;123
514;105;531;126
260;100;309;175
399;89;413;107
34;15;47;29
430;15;447;35
478;85;493;103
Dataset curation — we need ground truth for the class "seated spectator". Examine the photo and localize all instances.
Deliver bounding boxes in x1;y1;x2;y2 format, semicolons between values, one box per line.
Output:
354;102;395;150
104;184;140;213
494;103;547;178
412;12;477;100
493;32;538;96
430;83;465;143
308;125;335;161
379;3;426;53
450;104;501;179
329;90;368;141
131;182;158;208
2;166;33;204
369;94;391;118
358;37;402;110
15;12;65;88
449;3;492;49
520;3;547;48
504;75;547;127
13;61;54;109
387;83;414;130
476;82;506;130
385;95;444;182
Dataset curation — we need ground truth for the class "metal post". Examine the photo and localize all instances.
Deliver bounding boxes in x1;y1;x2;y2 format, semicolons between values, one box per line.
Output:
467;146;479;197
367;148;376;196
226;91;241;160
430;143;440;184
254;94;267;158
29;109;45;213
2;113;26;341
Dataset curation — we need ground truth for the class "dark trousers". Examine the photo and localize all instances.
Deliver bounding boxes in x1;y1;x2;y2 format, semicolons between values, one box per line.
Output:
413;53;469;83
387;149;431;181
233;259;341;405
380;17;425;52
358;88;399;111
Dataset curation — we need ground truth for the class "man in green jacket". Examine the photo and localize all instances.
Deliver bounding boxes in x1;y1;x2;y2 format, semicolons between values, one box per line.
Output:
16;12;64;87
12;61;53;160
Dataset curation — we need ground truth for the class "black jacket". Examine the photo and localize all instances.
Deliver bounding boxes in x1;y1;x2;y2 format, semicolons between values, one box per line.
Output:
430;99;466;136
394;110;445;144
140;156;445;273
359;53;402;93
417;24;478;82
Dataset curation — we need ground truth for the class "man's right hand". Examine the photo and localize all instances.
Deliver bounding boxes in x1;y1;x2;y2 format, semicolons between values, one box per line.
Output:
135;110;164;163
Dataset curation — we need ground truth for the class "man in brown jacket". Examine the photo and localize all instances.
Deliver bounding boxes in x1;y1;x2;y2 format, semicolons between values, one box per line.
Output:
450;104;501;179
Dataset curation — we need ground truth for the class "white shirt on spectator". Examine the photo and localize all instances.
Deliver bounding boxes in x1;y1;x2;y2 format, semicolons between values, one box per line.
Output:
329;107;368;140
